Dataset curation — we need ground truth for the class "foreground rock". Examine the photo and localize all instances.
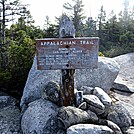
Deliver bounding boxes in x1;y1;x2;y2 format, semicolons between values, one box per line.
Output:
107;101;132;132
0;96;18;109
21;99;58;134
20;56;119;107
98;119;122;134
0;96;21;134
57;106;98;129
42;81;60;105
126;126;134;134
67;124;114;134
93;87;112;107
83;95;105;115
0;106;21;134
111;89;134;126
113;53;134;92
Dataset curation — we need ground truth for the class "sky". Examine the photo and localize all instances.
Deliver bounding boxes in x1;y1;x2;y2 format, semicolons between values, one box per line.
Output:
21;0;134;28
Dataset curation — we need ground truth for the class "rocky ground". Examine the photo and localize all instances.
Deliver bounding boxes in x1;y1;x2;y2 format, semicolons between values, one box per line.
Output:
0;53;134;134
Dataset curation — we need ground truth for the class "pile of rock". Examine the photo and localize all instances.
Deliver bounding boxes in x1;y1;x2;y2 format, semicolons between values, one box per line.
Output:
19;54;134;134
1;53;134;134
21;81;134;134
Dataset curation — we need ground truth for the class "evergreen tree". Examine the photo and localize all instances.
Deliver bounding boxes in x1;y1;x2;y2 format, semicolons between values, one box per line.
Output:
97;6;106;51
63;0;86;36
84;17;97;37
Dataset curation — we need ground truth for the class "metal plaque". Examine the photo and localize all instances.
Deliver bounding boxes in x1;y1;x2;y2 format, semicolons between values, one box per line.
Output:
36;37;99;70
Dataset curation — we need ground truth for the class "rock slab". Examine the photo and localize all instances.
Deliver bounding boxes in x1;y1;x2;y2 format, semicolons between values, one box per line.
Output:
113;53;134;92
20;56;119;107
67;124;114;134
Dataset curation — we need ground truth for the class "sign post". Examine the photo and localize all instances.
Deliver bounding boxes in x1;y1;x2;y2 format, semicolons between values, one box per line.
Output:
36;15;99;106
36;37;99;105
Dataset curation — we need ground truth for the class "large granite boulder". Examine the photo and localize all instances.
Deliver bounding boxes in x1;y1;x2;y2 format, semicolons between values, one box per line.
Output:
21;99;58;134
75;57;119;93
113;53;134;92
0;96;21;134
20;56;61;108
20;56;119;108
67;124;114;134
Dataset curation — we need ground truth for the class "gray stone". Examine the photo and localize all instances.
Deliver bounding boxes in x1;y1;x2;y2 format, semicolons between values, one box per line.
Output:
107;101;132;132
118;101;134;125
20;56;119;108
75;57;120;93
112;90;134;108
113;53;134;92
125;126;134;134
43;115;66;134
59;14;75;38
0;106;21;134
78;86;94;95
20;56;61;108
83;95;105;115
42;81;60;105
21;99;58;134
98;119;122;134
93;87;112;106
0;96;18;109
57;106;98;129
111;90;134;125
67;124;114;134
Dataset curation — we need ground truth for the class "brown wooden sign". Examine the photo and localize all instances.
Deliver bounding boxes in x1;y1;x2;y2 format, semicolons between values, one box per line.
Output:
36;37;99;70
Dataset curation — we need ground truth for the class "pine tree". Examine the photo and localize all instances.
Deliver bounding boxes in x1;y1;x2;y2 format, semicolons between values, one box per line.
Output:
63;0;86;36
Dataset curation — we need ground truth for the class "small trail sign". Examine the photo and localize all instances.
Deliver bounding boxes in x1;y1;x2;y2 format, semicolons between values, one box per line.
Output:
36;37;99;70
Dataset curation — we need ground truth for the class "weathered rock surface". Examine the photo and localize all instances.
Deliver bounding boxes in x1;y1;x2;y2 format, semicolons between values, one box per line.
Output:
83;95;105;115
21;99;58;134
75;56;119;93
98;119;122;134
0;96;21;133
107;101;132;132
125;126;134;134
67;124;114;134
57;106;98;129
20;56;119;108
0;106;21;134
119;101;134;125
78;86;93;95
0;96;18;109
42;81;60;105
43;115;66;134
111;90;134;125
93;87;112;107
20;56;61;108
59;14;75;38
113;53;134;92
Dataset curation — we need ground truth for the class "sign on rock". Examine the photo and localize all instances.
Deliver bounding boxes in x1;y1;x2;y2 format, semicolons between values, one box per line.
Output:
36;37;99;70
